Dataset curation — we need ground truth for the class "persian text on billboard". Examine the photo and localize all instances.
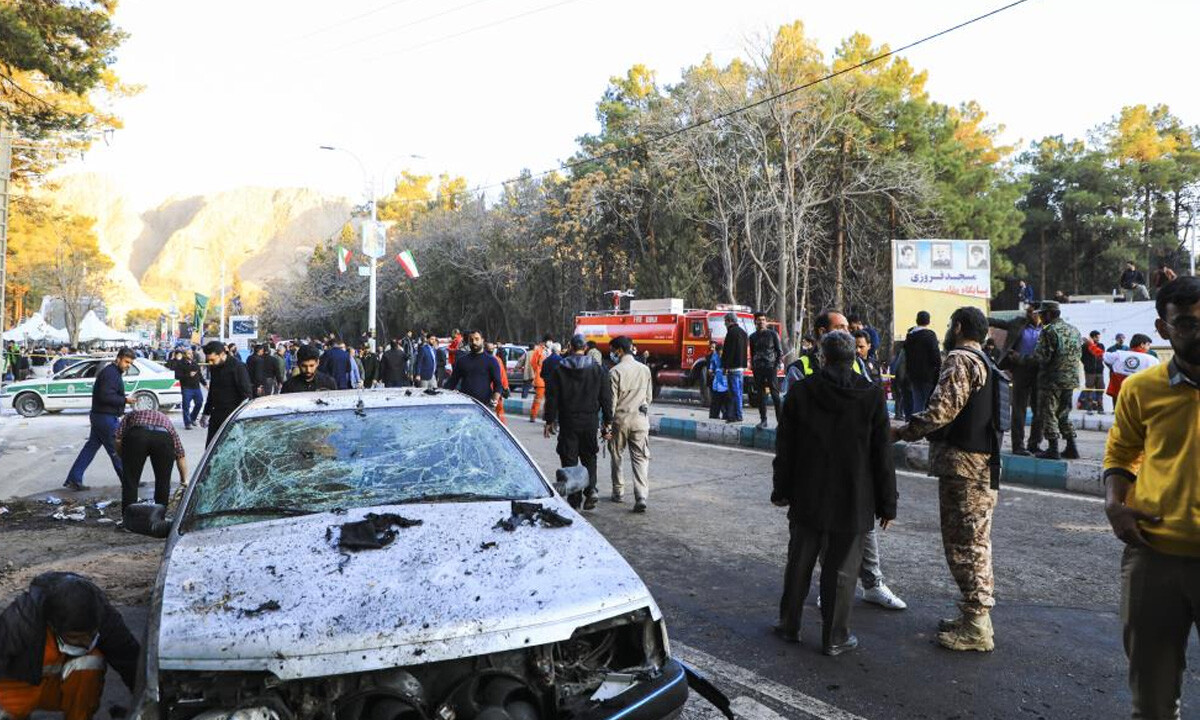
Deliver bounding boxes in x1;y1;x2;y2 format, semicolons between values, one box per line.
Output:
892;239;991;299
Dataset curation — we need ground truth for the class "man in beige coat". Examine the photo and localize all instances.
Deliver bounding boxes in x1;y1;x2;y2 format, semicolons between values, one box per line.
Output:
606;335;655;513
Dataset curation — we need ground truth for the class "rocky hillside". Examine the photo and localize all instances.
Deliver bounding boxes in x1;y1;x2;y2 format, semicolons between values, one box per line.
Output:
49;174;351;319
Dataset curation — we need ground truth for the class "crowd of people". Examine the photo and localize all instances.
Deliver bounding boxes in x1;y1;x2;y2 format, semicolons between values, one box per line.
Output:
3;275;1198;720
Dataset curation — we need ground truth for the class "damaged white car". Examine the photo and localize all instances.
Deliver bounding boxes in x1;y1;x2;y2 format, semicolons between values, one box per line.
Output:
133;390;723;720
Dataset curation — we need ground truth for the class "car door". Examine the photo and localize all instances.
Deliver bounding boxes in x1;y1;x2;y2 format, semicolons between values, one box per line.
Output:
123;362;141;396
47;360;100;410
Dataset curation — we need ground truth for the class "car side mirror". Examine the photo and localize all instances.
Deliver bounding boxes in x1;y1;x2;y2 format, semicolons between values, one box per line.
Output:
124;502;172;538
554;465;589;498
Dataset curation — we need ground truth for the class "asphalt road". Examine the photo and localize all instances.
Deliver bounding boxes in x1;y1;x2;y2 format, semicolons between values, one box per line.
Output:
2;408;1197;719
504;418;1198;720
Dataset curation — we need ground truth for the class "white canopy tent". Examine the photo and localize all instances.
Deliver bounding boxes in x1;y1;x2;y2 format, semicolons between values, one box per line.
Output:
77;310;139;344
2;313;69;343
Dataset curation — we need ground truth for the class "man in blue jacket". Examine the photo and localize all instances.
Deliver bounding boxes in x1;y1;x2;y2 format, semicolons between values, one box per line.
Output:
64;349;136;492
317;338;353;390
416;333;438;389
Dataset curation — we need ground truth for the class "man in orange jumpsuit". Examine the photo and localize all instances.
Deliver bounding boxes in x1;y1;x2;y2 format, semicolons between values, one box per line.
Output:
0;573;139;720
529;334;552;423
486;342;511;424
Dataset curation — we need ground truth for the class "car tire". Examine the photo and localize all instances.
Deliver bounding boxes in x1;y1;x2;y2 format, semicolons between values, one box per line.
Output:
14;393;43;418
133;391;159;412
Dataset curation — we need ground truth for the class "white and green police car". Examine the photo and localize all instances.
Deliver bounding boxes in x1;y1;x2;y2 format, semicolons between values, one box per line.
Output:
2;356;182;417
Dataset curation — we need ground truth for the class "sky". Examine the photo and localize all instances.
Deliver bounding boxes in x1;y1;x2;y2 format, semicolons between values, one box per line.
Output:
57;0;1200;210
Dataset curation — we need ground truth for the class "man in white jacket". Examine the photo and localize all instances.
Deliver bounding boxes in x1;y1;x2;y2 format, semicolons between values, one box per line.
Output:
606;335;655;513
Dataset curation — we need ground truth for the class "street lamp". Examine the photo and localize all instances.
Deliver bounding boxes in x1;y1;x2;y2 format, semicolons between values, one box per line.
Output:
319;146;424;352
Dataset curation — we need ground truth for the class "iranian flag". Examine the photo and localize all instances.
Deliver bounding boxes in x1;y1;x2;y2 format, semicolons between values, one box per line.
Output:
397;249;420;278
337;246;352;273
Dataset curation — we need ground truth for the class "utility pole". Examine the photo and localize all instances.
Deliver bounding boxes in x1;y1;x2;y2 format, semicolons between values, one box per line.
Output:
0;124;11;404
219;256;227;343
368;183;378;353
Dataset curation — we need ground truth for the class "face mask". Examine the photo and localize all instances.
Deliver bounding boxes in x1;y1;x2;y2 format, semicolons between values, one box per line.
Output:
56;633;98;657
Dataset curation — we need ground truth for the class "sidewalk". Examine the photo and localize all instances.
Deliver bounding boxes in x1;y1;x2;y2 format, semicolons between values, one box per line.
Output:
502;390;1109;498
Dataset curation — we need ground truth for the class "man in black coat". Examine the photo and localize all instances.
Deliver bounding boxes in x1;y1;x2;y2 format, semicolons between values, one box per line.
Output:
282;344;338;393
379;340;410;388
0;572;140;720
771;330;897;656
720;313;748;422
904;311;942;415
544;334;613;510
987;305;1043;454
201;340;252;446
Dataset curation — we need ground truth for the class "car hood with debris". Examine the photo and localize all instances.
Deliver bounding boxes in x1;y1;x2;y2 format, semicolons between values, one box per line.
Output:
155;498;659;680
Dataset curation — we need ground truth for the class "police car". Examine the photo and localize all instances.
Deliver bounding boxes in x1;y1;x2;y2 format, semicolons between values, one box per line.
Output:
2;356;182;417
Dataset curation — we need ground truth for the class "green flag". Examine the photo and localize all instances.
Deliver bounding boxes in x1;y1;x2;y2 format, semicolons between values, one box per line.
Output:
193;293;209;333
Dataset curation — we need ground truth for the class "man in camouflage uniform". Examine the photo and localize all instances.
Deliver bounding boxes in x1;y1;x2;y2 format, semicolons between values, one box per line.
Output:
895;306;998;652
1033;301;1083;460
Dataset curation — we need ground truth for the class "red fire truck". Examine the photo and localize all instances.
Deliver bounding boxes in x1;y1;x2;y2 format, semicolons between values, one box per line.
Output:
574;298;759;400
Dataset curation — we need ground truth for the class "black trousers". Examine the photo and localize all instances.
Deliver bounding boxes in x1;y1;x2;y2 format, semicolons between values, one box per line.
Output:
1010;364;1042;450
778;522;865;648
120;427;174;512
206;408;234;447
752;368;782;422
557;424;599;498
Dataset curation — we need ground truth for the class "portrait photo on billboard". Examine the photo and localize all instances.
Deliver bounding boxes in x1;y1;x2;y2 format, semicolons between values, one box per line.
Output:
967;243;989;269
930;242;953;269
896;242;918;269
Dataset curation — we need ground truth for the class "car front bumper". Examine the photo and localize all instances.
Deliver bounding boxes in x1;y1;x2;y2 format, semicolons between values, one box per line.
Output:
579;658;689;720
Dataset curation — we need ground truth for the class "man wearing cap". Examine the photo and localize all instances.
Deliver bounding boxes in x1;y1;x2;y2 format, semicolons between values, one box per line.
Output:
1033;301;1083;459
0;572;140;720
544;334;613;510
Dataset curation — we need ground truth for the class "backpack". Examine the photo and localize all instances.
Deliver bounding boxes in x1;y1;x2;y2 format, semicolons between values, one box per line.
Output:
963;346;1012;433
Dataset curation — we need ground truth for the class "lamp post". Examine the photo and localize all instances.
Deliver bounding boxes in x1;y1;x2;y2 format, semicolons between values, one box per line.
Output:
319;146;423;353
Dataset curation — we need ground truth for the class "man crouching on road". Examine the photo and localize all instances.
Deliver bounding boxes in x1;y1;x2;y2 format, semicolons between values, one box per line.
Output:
772;330;897;656
894;306;1002;652
0;573;140;720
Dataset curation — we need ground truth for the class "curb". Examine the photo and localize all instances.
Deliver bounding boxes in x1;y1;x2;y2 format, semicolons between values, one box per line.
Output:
503;396;1105;497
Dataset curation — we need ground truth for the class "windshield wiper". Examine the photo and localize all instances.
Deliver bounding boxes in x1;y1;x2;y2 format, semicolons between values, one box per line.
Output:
190;506;314;521
374;492;517;505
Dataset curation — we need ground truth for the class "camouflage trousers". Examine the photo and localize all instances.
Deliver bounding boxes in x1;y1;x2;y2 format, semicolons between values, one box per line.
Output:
1039;387;1077;441
939;474;997;616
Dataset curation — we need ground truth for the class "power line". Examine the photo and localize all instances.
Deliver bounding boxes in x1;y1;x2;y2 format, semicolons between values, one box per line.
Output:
297;0;424;40
307;0;500;59
365;0;1032;208
361;0;588;61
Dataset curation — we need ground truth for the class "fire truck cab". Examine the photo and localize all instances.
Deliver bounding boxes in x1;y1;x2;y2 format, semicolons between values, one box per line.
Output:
574;298;758;399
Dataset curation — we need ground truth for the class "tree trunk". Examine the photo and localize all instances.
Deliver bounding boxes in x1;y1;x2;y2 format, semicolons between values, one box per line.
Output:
1039;227;1047;301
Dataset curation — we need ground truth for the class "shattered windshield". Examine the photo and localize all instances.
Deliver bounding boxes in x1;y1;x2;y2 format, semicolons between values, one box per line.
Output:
184;405;547;530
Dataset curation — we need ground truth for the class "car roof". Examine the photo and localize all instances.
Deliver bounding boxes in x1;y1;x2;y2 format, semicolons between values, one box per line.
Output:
235;388;477;420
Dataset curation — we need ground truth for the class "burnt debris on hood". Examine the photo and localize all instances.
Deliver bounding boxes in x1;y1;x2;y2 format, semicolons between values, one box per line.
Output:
493;500;573;532
335;512;424;550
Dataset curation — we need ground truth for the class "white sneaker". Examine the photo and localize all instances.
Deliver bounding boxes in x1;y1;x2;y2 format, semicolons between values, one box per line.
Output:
863;584;907;610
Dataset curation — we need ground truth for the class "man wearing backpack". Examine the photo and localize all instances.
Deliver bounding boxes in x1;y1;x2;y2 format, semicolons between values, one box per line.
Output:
895;306;1004;652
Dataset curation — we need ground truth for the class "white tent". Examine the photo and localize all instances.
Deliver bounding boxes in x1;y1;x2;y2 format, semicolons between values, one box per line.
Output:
2;313;69;343
77;310;134;343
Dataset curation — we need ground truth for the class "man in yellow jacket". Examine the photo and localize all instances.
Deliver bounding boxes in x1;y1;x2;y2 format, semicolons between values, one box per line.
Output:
606;335;654;513
1103;276;1200;719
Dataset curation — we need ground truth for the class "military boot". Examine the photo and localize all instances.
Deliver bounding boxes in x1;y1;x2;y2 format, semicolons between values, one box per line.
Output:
937;612;994;652
1061;438;1080;460
937;613;964;632
1036;439;1060;460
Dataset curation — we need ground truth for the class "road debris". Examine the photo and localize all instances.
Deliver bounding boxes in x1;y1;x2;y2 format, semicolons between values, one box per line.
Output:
51;507;87;522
